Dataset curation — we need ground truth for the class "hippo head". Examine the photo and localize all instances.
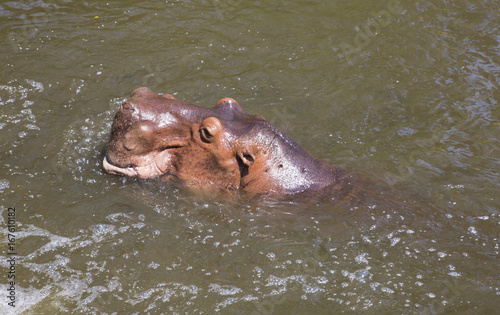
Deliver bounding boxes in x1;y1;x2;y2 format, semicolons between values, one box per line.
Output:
103;87;335;197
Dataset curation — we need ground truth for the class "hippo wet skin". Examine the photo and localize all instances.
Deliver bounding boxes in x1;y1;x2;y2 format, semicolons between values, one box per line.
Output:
103;87;370;202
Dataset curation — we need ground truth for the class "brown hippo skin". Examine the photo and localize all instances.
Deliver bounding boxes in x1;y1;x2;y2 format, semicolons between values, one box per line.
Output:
103;87;360;201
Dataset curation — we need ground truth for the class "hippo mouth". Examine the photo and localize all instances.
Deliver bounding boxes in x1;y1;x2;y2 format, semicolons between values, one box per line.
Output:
103;149;177;179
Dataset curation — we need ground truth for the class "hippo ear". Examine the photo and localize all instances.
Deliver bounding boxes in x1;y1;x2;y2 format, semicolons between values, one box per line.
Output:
161;93;176;100
200;117;223;143
237;150;255;166
215;98;247;117
131;87;154;97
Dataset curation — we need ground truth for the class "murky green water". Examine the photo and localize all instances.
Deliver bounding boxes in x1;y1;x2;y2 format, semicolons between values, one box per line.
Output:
1;0;499;314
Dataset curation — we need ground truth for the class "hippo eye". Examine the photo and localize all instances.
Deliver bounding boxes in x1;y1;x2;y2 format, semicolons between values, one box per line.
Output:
200;127;213;143
199;117;222;143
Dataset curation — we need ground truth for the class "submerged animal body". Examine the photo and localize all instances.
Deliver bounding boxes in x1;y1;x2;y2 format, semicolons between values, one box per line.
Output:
103;87;363;201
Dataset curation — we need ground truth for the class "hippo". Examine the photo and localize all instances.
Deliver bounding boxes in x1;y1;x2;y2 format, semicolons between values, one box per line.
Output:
103;87;368;202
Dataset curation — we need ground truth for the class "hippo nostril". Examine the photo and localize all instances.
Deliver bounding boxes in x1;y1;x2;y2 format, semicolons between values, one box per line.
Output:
121;102;136;112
